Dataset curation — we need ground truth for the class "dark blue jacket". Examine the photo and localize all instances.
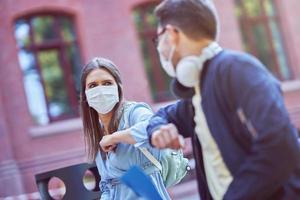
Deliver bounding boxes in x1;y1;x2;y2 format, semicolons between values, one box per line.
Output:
147;50;300;200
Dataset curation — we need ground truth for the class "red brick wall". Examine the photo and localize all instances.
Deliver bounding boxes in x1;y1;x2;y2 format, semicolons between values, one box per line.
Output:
276;0;300;79
215;0;244;51
0;0;153;196
78;0;153;103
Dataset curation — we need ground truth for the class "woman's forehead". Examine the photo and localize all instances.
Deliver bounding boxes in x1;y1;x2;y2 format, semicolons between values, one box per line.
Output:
86;68;115;83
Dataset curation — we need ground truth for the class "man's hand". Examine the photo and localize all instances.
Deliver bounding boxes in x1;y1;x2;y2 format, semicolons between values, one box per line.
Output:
100;135;117;152
151;123;185;149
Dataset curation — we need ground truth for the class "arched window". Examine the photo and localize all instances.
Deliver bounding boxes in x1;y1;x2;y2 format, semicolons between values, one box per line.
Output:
235;0;292;80
133;3;174;102
14;13;82;125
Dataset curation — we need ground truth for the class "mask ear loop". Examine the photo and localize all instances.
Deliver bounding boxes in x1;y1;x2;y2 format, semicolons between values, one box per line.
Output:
160;31;176;64
159;35;177;77
165;44;177;77
168;45;176;62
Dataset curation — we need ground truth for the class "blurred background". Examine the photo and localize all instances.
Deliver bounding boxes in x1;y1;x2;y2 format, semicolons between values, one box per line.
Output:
1;0;300;199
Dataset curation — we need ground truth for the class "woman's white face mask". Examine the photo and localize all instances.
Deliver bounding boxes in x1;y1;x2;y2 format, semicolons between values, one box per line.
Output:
85;85;119;114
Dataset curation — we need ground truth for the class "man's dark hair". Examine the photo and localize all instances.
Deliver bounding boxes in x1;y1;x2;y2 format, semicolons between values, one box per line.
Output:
155;0;219;40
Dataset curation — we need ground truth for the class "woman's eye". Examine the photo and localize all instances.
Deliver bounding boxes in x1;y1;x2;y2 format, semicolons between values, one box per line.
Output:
89;83;97;88
103;81;112;86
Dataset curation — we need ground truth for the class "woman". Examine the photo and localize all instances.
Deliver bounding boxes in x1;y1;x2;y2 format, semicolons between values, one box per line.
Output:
80;57;171;200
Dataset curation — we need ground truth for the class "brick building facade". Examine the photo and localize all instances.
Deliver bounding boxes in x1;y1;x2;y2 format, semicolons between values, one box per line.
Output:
0;0;300;198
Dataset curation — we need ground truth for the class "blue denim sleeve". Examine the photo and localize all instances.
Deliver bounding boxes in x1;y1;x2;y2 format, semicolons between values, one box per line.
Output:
127;103;154;147
223;54;300;199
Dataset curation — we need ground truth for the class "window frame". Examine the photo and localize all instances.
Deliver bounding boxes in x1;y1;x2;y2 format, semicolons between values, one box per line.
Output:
235;0;293;80
15;12;81;123
133;2;174;102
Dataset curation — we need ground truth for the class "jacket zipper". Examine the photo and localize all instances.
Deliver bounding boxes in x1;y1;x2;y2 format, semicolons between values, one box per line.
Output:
237;107;258;139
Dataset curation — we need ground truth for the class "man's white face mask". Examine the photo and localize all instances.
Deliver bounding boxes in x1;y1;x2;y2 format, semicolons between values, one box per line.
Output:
157;33;177;77
157;31;222;87
85;85;119;114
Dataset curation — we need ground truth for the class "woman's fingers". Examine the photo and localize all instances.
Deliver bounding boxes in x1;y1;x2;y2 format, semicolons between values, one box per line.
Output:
107;144;117;152
100;135;116;152
102;144;116;152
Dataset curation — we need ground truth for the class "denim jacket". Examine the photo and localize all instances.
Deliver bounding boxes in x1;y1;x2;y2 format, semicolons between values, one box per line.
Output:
95;102;171;200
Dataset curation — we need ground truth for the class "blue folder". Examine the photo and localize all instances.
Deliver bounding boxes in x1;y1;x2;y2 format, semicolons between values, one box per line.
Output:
120;166;163;200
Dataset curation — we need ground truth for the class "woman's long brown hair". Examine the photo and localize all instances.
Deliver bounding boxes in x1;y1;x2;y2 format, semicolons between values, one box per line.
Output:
80;57;124;162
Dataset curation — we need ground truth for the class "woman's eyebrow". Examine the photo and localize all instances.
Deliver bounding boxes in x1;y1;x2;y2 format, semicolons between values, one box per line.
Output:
101;78;114;83
86;80;97;87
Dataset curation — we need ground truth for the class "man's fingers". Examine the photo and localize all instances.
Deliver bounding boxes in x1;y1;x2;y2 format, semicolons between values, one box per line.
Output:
178;135;185;148
152;129;169;148
156;130;169;148
168;127;179;141
168;135;185;149
160;124;182;149
159;129;172;146
156;134;165;148
151;124;184;149
160;123;179;140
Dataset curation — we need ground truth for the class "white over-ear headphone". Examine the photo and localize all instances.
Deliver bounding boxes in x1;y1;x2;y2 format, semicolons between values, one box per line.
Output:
176;42;222;87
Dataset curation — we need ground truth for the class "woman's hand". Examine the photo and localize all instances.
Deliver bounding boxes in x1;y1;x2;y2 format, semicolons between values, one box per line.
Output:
100;129;137;152
100;135;117;152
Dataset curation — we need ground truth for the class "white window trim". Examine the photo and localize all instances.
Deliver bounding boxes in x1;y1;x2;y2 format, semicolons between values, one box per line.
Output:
29;80;300;138
29;118;82;138
29;101;176;138
152;80;300;109
281;79;300;92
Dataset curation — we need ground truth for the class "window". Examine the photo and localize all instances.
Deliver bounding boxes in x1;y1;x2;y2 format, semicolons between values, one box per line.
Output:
235;0;292;80
14;14;82;125
133;3;174;102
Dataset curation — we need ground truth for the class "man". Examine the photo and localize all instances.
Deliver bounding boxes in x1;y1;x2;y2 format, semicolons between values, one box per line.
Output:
147;0;300;199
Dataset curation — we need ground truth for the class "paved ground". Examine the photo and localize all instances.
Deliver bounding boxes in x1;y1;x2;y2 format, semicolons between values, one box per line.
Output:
169;180;200;200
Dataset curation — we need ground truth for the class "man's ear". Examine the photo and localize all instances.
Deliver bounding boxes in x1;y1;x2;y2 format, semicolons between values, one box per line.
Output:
165;24;180;46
